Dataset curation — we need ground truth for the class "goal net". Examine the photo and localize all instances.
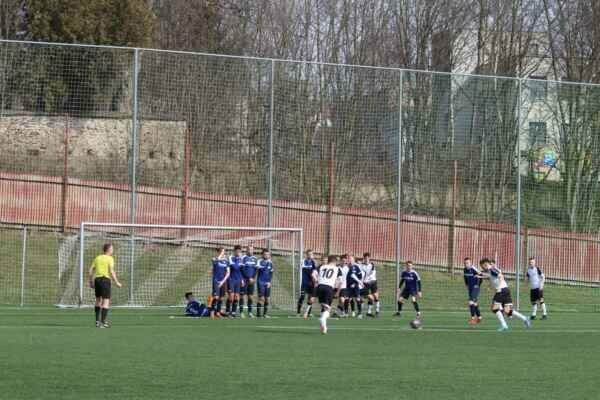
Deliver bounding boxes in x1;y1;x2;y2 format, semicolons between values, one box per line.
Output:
57;223;303;310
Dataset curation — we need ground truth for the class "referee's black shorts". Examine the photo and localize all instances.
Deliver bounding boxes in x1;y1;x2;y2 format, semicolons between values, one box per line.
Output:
94;277;112;299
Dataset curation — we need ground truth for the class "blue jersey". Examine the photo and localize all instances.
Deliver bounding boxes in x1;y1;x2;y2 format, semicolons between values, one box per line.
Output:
463;266;482;289
399;270;421;293
185;299;209;316
229;255;244;281
257;258;274;284
242;255;258;280
347;263;363;288
212;258;229;281
301;258;317;287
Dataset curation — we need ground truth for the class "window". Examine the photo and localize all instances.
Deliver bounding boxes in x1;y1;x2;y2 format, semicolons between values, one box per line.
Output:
529;122;547;146
529;76;547;101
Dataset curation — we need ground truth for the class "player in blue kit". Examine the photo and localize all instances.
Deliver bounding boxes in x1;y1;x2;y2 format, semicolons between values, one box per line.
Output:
184;292;211;317
298;249;318;318
396;261;422;319
256;249;274;318
240;245;258;318
463;257;483;325
227;245;244;318
347;255;364;318
210;247;230;318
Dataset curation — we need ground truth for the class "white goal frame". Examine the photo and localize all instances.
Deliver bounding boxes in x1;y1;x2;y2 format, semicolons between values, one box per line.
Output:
78;222;304;307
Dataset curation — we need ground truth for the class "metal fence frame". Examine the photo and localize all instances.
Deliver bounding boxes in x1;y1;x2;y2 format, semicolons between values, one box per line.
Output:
3;39;600;309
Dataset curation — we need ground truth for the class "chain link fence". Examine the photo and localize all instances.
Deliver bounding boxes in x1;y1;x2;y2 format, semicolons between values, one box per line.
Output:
0;39;598;311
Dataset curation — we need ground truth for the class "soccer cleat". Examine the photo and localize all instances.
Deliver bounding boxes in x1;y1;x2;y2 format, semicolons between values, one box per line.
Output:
303;313;309;320
530;315;536;320
320;322;327;335
476;316;483;323
524;319;531;329
357;313;363;319
497;326;509;332
541;315;548;320
395;312;401;317
263;314;271;319
248;313;255;318
375;311;380;317
366;313;374;318
102;322;110;328
95;321;101;328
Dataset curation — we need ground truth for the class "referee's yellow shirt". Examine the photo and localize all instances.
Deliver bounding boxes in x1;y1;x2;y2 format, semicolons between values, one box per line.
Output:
92;255;114;279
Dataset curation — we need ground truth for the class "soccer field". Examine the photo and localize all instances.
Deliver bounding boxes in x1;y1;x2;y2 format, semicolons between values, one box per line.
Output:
1;308;599;400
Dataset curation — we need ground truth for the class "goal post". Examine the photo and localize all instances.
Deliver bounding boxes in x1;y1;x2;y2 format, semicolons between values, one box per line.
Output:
58;222;303;309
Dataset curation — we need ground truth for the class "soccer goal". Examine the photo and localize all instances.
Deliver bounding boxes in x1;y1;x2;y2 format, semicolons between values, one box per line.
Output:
57;222;303;310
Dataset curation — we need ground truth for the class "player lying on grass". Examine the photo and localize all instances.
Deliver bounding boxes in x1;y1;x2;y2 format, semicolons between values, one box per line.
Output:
396;261;422;319
240;245;258;318
317;255;342;334
184;292;211;317
88;243;122;328
526;257;548;320
298;249;318;318
479;258;531;331
256;249;274;318
361;252;380;317
463;257;483;325
210;247;230;318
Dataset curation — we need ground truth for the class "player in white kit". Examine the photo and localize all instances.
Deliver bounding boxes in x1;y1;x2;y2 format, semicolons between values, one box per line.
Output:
479;258;531;332
526;257;547;320
316;255;342;334
361;252;380;317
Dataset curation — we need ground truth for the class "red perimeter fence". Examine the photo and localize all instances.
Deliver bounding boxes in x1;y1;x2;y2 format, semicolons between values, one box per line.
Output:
1;171;599;284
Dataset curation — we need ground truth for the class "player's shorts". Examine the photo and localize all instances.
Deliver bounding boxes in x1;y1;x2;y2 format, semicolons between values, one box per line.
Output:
359;288;369;297
94;277;111;299
339;288;349;298
366;281;378;294
530;288;544;303
300;284;316;297
258;282;271;298
317;284;334;306
492;288;513;307
400;287;418;300
241;280;255;296
348;286;361;298
228;279;242;294
212;279;226;298
468;286;480;302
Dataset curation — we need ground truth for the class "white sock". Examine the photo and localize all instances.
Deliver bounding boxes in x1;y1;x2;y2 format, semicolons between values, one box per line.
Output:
496;310;508;329
541;303;547;315
320;310;330;325
376;301;380;312
511;310;527;322
531;304;538;316
305;304;312;315
367;304;372;313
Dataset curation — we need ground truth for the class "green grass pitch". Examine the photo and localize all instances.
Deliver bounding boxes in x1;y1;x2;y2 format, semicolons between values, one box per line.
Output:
1;307;599;400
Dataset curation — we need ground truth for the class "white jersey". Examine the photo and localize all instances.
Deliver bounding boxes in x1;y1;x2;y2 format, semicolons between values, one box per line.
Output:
527;266;544;289
489;267;508;292
338;265;349;289
317;264;341;288
362;262;376;283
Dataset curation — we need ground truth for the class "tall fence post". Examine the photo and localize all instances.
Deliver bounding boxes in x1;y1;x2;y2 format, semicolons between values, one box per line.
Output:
129;48;141;304
61;114;70;232
180;127;191;237
20;226;27;307
267;60;275;229
515;78;523;310
396;70;404;301
326;141;336;255
447;159;458;274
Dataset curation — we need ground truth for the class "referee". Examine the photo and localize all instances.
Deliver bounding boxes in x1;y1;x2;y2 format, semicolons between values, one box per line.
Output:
88;243;122;328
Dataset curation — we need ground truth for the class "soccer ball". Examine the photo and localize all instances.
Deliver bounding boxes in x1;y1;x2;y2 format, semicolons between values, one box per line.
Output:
409;319;422;330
